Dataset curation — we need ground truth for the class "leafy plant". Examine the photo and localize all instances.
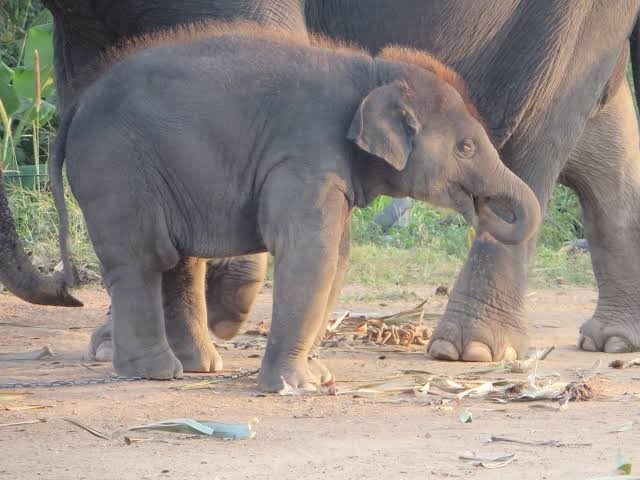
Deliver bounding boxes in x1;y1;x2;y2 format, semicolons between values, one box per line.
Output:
0;1;55;181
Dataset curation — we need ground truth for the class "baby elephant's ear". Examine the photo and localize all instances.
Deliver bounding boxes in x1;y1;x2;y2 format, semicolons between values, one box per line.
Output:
347;81;419;171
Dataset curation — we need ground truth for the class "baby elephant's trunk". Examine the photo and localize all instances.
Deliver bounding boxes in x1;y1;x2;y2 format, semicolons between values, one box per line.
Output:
474;165;541;245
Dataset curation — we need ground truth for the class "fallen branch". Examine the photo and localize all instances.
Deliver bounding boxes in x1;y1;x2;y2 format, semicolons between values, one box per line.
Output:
488;435;592;448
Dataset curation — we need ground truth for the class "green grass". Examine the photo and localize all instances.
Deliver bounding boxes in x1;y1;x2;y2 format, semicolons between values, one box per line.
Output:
348;188;593;288
6;181;98;276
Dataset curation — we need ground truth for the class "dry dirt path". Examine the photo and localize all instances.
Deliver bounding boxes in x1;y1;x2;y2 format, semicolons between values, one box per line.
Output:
1;285;639;479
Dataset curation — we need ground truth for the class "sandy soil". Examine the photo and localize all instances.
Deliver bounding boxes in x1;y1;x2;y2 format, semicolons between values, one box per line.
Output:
1;284;639;480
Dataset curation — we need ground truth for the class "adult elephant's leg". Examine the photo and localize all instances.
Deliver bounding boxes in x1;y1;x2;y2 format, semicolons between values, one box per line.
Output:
428;141;559;362
163;257;223;372
428;235;530;361
206;253;268;340
563;81;640;353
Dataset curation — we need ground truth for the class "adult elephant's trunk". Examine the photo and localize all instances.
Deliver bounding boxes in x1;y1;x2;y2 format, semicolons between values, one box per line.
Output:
474;164;541;245
0;171;82;306
630;14;640;112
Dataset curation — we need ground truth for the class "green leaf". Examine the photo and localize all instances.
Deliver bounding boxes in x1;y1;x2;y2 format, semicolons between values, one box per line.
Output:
12;66;35;100
39;100;57;124
0;82;20;116
23;23;54;72
16;100;56;127
12;65;55;102
40;74;56;100
459;409;473;423
0;60;13;84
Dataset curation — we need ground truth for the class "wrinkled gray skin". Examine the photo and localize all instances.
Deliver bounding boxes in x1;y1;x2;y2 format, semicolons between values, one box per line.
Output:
44;0;640;363
0;172;82;307
49;31;540;390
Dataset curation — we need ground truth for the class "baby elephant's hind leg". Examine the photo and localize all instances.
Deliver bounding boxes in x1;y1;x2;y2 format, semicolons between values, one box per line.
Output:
163;257;223;372
206;254;268;340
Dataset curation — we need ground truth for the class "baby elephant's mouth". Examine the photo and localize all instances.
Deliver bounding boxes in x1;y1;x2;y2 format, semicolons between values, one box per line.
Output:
448;185;478;227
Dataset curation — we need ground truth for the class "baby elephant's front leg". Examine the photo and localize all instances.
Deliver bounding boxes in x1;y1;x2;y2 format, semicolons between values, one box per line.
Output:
258;241;340;392
257;178;349;392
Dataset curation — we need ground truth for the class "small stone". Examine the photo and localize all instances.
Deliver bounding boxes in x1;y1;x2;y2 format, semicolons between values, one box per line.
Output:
609;359;625;369
435;285;450;296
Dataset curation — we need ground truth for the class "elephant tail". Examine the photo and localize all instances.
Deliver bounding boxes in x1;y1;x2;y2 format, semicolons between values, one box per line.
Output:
630;14;640;111
48;102;78;289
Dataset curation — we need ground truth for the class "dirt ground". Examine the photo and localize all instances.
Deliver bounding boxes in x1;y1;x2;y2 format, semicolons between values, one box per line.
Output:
1;284;639;480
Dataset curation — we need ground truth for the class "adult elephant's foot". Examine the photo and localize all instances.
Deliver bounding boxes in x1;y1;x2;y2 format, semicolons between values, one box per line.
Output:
113;343;183;380
578;309;640;353
428;339;518;362
171;341;223;373
427;290;527;362
257;357;332;393
428;236;530;362
87;318;113;362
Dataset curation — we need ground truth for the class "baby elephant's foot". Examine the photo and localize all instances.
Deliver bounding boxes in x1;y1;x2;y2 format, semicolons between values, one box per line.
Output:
113;344;183;380
173;342;223;373
257;357;333;393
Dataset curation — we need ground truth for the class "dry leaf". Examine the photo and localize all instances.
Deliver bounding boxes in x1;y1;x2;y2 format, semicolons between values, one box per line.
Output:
62;417;110;440
459;451;516;469
327;311;349;332
616;452;632;475
609;421;636;433
0;419;46;428
1;404;48;411
0;392;31;401
0;346;53;361
127;418;257;440
457;382;493;400
124;436;155;445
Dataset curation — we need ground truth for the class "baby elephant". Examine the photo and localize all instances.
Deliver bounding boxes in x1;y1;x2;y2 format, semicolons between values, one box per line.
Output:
50;23;540;392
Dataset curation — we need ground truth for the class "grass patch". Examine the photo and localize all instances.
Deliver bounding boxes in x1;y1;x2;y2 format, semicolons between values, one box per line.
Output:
348;187;594;290
6;181;98;275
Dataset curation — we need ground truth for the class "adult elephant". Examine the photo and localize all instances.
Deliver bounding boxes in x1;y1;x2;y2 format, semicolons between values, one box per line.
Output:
44;0;640;366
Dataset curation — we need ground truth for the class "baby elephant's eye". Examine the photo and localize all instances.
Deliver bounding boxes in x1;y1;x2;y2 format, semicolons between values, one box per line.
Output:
455;138;477;158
